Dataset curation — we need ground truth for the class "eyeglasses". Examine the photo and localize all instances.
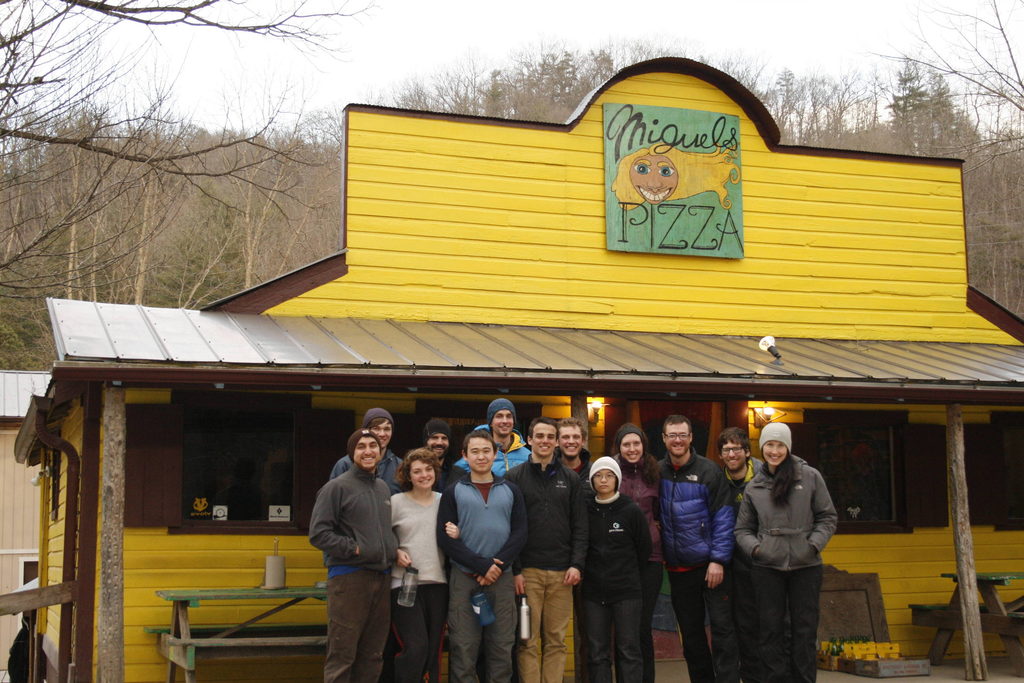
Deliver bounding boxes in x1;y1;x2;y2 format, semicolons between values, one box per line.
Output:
664;433;691;441
721;446;746;454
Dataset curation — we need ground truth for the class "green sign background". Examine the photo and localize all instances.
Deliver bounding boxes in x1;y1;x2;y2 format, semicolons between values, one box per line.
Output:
603;103;743;258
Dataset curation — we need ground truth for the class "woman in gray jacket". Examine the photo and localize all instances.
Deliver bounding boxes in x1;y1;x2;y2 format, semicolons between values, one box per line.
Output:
734;422;837;683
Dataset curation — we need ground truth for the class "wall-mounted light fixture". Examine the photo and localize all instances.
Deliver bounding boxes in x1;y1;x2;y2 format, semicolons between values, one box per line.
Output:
588;399;604;424
758;335;783;364
751;405;787;429
31;466;51;487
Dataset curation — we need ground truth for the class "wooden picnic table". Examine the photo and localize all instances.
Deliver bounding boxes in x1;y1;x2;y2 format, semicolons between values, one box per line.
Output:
910;572;1024;677
152;586;328;683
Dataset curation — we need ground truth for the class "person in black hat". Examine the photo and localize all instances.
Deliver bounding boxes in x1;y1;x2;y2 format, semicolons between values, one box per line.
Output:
330;408;403;494
310;428;397;683
423;418;461;489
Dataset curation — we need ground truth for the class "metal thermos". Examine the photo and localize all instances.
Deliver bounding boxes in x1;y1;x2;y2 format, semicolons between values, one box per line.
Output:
518;594;531;642
397;566;419;607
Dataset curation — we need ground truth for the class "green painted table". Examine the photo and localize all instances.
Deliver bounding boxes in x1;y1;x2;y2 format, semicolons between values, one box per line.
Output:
911;573;1024;677
153;586;328;683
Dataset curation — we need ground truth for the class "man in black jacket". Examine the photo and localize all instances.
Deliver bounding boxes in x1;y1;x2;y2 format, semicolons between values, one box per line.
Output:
507;417;588;683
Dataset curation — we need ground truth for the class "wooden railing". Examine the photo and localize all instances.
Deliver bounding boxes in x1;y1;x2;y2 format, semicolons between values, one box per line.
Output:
0;582;75;616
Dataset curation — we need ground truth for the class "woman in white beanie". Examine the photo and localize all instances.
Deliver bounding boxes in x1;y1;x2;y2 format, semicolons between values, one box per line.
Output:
581;457;652;683
734;422;837;683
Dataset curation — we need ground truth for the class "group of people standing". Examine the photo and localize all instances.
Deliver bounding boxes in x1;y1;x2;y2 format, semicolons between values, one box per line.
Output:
308;398;838;683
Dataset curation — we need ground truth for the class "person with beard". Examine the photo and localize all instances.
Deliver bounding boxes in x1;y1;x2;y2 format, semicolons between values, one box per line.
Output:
310;429;397;683
330;408;403;494
451;398;531;478
717;426;765;683
422;418;460;489
658;414;739;683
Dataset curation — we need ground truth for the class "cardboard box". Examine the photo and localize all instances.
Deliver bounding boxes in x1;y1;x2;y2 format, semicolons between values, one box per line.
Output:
817;652;841;671
838;657;931;678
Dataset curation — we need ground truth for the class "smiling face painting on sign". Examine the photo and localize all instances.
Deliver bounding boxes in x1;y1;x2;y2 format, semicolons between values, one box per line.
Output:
604;103;743;258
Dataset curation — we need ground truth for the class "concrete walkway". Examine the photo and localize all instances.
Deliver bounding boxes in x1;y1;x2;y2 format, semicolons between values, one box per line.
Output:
654;657;1021;681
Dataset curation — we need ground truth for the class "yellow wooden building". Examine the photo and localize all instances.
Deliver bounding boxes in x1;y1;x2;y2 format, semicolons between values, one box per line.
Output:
11;58;1024;682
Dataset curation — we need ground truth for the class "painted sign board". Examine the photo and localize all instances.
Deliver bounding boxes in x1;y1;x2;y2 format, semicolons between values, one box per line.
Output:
603;103;743;258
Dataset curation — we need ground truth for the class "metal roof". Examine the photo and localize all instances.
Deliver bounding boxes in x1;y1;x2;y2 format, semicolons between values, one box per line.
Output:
45;299;1024;398
0;371;50;418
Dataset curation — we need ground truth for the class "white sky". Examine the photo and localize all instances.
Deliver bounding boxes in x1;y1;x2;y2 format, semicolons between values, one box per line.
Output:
116;0;959;129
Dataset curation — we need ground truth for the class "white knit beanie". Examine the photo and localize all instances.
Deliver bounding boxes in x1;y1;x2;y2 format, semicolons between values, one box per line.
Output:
589;456;622;490
759;422;793;452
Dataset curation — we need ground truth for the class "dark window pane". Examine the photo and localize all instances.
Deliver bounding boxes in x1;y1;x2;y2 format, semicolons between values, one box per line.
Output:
182;409;294;522
1005;428;1024;520
817;425;894;522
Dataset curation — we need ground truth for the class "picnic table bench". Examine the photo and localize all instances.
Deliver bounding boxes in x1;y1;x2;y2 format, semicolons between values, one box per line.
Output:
151;586;327;683
910;572;1024;677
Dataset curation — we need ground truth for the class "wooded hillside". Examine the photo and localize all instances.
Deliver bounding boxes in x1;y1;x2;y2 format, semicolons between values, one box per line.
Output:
4;39;1023;368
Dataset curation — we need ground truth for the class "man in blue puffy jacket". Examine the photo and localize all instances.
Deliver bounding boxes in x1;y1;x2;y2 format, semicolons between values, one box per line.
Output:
658;415;739;683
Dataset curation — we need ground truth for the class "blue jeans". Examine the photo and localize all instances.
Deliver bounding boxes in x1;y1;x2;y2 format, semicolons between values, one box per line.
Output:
583;598;642;683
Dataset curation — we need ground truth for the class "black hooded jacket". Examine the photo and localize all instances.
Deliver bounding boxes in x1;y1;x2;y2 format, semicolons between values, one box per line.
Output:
582;492;652;604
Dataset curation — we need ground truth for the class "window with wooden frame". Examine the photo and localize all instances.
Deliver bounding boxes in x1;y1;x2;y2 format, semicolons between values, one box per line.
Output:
182;408;294;523
794;411;948;534
975;413;1024;529
125;392;352;533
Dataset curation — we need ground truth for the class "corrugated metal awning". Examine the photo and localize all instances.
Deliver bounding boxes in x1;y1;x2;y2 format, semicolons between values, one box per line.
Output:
45;298;1024;399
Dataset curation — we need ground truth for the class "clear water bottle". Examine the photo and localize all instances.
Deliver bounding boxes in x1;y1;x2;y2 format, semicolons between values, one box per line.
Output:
518;594;531;642
397;566;419;607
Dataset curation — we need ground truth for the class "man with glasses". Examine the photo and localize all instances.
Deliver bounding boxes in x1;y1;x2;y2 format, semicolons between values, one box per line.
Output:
659;415;739;683
718;426;764;683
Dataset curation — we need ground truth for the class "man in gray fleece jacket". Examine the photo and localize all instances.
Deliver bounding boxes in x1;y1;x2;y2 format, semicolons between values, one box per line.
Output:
309;429;398;683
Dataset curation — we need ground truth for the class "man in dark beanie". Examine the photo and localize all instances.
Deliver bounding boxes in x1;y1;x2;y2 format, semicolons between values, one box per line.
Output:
330;408;403;494
452;398;531;478
310;428;397;682
423;418;461;489
423;418;451;458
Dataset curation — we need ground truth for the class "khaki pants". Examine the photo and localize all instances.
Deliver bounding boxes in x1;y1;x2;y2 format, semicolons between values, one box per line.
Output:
517;568;573;683
325;571;390;683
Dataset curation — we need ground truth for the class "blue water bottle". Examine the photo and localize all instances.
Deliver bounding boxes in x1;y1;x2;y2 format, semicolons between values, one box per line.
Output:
470;590;496;627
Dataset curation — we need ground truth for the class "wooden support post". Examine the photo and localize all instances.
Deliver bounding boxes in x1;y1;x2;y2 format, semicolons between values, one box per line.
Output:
570;395;587;425
947;403;988;681
569;393;590;683
569;395;593;683
98;386;126;683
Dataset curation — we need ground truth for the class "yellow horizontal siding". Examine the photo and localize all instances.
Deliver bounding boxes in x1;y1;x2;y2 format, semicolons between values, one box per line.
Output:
268;71;1012;344
826;527;1024;658
122;531;332;683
